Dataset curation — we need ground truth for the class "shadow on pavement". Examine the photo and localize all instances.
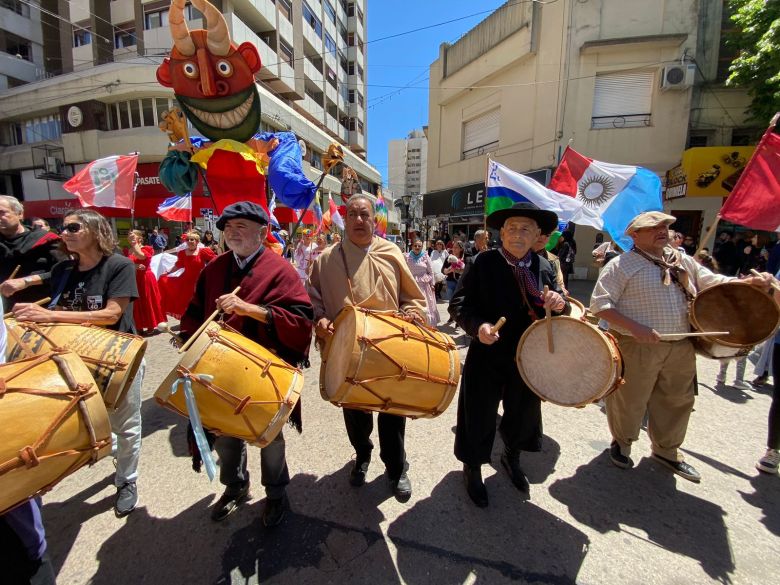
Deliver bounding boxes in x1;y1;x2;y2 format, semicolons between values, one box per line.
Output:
738;473;780;537
45;475;114;574
548;451;735;583
703;382;753;405
218;469;402;584
387;471;589;584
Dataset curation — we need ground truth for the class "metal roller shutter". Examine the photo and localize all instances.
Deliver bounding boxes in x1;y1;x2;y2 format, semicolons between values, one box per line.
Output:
463;108;500;154
592;71;654;117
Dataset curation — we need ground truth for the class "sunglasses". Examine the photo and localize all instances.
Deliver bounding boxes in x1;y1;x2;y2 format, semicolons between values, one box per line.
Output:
60;222;83;233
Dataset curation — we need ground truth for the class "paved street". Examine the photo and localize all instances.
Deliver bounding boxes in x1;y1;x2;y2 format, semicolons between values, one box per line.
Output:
43;285;779;585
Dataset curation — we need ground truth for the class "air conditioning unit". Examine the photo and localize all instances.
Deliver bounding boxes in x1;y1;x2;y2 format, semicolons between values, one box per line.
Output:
661;63;695;91
44;156;63;175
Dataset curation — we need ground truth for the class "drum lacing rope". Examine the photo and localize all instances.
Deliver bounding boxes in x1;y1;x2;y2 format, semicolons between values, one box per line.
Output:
352;338;457;386
0;353;108;476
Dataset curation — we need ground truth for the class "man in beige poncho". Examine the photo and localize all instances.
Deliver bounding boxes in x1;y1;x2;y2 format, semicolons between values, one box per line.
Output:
308;194;427;502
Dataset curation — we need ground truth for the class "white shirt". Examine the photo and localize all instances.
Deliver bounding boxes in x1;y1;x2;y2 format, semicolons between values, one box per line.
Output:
233;245;264;270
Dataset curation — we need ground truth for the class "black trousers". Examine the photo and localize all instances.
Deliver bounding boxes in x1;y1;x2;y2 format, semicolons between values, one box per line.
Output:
0;519;56;585
343;408;407;480
455;354;543;466
214;431;289;499
768;344;780;449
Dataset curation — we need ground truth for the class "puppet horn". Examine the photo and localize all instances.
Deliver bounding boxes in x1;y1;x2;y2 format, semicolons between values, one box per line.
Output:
192;0;231;57
169;0;196;57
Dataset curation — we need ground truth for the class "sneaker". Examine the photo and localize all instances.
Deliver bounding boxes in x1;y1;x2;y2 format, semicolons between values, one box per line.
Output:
262;495;287;527
733;379;752;391
210;484;250;522
114;482;138;517
609;441;634;469
756;448;780;474
651;454;701;483
390;472;412;503
349;456;371;487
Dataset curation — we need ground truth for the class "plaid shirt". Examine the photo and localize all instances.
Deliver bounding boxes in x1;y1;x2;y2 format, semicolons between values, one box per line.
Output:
590;250;730;335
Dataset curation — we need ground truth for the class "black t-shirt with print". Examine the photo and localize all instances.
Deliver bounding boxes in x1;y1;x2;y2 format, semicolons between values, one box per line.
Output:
50;254;138;334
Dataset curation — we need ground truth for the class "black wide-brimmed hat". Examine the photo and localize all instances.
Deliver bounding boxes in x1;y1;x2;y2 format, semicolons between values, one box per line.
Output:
486;202;559;234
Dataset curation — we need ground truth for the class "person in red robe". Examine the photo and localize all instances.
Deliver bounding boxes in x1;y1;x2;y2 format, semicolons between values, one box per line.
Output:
180;202;313;528
124;230;166;333
158;231;216;319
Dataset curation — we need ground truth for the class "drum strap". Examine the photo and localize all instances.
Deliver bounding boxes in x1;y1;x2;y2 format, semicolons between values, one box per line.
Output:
338;244;358;306
47;261;76;309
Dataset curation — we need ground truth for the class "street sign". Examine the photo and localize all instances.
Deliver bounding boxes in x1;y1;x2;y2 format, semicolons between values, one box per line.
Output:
200;208;213;218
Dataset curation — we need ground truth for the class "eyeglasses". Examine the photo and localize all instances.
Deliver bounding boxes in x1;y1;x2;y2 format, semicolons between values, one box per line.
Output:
60;222;83;233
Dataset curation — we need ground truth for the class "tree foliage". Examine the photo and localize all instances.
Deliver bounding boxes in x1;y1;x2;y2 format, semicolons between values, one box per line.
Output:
726;0;780;123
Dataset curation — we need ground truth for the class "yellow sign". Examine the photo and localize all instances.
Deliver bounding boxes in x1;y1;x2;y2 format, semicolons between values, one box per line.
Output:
680;146;755;197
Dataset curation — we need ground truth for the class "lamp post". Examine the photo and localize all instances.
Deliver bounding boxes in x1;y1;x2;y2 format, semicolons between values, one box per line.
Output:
401;194;412;250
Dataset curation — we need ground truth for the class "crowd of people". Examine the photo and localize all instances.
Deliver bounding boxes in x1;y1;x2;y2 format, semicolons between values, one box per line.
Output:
1;190;779;584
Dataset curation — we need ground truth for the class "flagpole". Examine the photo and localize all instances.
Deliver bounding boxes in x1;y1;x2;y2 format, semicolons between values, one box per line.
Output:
695;213;721;258
131;171;139;227
484;154;492;232
282;171;329;258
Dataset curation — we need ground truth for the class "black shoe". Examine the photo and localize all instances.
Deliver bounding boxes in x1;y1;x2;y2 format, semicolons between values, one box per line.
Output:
651;454;701;483
114;482;137;517
751;374;769;388
262;495;287;528
609;441;634;469
349;456;371;487
500;450;530;493
210;484;250;522
390;472;412;502
463;464;488;508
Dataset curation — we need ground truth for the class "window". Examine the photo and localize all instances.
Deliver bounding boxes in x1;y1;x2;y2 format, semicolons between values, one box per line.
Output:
339;51;348;72
303;2;322;37
73;29;92;47
325;32;337;54
326;66;337;88
338;22;348;44
141;98;155;127
357;92;364;107
347;2;355;16
129;100;141;127
347;32;355;46
462;108;500;160
348;89;355;103
357;120;364;134
731;128;761;146
114;27;136;49
324;1;336;24
144;9;168;30
347;61;355;75
591;71;653;129
1;1;29;17
357;64;364;79
277;0;292;21
340;84;349;102
279;39;294;66
13;115;61;144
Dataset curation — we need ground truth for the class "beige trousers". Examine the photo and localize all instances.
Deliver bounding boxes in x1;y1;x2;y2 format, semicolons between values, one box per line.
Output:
606;335;696;461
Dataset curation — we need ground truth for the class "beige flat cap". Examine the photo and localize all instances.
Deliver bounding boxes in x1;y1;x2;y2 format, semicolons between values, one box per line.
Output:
625;211;677;235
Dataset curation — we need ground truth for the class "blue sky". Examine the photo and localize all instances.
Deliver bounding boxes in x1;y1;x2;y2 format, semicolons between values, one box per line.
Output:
365;1;506;185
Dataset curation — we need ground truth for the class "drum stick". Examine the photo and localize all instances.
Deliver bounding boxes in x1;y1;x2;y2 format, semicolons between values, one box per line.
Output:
490;316;506;335
750;269;780;292
7;265;21;280
178;286;241;354
657;331;731;339
3;296;51;318
543;285;554;353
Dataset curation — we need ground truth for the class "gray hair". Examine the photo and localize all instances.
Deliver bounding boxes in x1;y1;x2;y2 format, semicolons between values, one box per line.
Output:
0;195;23;215
346;193;375;217
474;229;487;239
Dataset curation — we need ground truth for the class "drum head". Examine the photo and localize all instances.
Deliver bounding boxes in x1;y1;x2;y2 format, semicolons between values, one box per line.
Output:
516;317;618;407
691;282;780;347
323;308;360;399
566;297;585;320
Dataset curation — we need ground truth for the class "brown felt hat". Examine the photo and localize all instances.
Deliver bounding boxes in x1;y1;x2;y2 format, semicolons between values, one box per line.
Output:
624;211;676;235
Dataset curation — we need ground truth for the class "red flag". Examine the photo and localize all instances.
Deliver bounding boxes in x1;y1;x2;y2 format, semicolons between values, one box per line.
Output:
720;126;780;231
63;154;138;208
329;197;344;230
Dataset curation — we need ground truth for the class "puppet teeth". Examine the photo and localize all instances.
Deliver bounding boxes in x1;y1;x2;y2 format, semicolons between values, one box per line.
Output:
188;93;254;130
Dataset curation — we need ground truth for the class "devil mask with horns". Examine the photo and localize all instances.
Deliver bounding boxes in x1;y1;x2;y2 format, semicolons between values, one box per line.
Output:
156;0;262;142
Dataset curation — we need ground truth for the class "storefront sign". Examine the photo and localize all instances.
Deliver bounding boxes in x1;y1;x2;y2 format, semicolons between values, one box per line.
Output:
664;164;687;201
678;146;755;197
422;169;549;218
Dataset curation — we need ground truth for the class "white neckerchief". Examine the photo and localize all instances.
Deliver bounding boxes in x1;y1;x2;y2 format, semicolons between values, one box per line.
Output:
233;245;263;270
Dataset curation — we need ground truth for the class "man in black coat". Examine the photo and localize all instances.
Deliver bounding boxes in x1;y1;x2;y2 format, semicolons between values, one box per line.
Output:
449;202;569;507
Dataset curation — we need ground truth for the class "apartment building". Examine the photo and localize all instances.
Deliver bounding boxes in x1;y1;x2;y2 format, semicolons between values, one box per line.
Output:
0;0;376;232
425;0;756;277
387;129;427;200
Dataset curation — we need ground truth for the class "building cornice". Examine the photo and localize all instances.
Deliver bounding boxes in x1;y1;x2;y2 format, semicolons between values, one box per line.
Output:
580;33;688;54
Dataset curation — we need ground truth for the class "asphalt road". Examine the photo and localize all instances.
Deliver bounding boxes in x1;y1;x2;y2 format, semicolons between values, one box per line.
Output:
40;284;779;585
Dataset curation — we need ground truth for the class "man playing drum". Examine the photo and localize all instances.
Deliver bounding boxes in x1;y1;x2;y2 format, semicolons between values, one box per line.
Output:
180;202;313;527
449;202;569;507
590;211;773;482
307;194;427;502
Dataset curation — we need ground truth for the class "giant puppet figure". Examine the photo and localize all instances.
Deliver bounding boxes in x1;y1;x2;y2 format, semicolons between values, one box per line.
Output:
156;0;262;143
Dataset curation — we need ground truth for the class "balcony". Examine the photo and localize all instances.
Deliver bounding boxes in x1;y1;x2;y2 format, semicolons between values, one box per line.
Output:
0;51;38;84
349;129;365;151
278;15;294;47
325;82;337;103
302;94;324;121
231;0;276;31
110;1;135;24
325;114;339;135
303;57;323;85
347;15;364;43
302;22;323;54
347;45;364;69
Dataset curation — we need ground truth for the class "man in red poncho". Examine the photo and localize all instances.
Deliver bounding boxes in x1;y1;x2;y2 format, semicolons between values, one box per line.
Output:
180;201;314;527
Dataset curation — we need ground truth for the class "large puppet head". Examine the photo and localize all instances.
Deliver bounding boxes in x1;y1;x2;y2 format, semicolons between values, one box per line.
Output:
156;0;262;142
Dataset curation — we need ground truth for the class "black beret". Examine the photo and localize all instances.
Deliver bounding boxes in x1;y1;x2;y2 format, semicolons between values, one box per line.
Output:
216;201;269;230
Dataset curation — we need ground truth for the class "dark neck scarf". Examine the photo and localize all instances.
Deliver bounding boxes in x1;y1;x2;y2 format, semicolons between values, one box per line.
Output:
500;247;543;306
631;246;694;301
